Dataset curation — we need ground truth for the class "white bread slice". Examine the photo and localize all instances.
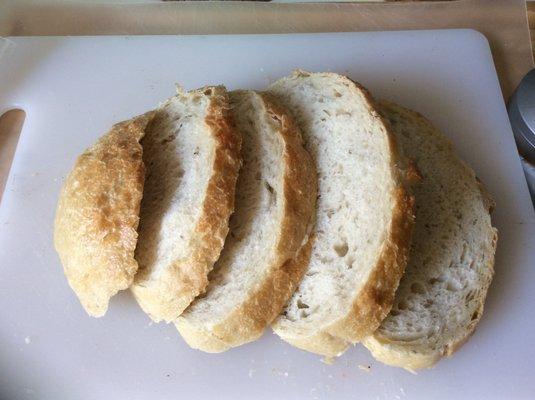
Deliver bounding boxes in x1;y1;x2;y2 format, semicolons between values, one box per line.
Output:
363;101;498;371
54;113;154;317
175;90;316;352
131;86;241;323
269;71;415;357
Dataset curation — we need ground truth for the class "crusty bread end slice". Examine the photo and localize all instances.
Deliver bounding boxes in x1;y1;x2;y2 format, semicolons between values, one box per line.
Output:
131;86;241;323
176;90;316;352
363;101;498;371
269;71;415;357
54;113;153;317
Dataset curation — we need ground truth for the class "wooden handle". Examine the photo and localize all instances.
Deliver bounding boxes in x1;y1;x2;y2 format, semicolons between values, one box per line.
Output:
0;109;25;203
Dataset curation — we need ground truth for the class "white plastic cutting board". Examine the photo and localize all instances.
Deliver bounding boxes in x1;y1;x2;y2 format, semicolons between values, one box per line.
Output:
0;30;534;400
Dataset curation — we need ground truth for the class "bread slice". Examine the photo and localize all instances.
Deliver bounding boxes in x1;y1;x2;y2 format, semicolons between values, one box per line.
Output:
175;90;316;352
131;86;241;323
54;113;153;317
269;71;415;357
363;101;498;371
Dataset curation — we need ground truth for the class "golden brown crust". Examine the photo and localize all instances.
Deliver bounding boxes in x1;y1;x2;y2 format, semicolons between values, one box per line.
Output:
272;73;416;356
53;113;154;317
276;188;415;357
178;236;315;353
187;86;242;307
176;92;317;351
262;92;317;266
131;87;242;322
328;187;415;343
328;80;416;345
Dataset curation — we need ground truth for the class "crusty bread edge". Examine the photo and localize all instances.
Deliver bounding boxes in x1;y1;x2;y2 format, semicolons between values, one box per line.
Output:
327;80;416;345
176;92;317;351
54;112;154;317
273;306;350;357
271;73;416;357
363;100;498;370
177;235;315;352
275;186;415;358
131;86;242;323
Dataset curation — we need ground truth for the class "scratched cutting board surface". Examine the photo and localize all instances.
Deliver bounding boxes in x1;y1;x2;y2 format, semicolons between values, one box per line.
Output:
0;31;534;400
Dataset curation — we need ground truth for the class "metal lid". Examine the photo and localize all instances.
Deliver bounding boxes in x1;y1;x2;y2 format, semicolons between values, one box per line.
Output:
508;69;535;162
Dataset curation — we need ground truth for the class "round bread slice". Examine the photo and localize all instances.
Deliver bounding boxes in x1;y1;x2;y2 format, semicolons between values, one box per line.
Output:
175;90;316;352
54;113;153;317
363;101;498;370
269;71;415;357
131;86;241;323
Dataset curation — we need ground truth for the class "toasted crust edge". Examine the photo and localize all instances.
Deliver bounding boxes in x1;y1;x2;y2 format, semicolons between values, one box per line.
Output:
270;72;416;357
176;91;317;351
274;187;415;357
131;86;242;323
363;101;498;370
54;113;153;317
327;188;415;343
177;236;315;352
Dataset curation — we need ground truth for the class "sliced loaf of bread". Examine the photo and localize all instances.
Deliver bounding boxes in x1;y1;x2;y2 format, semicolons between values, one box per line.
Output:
175;90;316;352
363;101;498;370
131;86;241;323
269;71;415;357
54;113;153;317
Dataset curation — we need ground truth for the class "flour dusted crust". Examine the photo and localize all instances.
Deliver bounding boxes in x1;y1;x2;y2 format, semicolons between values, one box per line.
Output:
54;113;153;317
